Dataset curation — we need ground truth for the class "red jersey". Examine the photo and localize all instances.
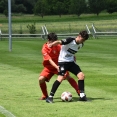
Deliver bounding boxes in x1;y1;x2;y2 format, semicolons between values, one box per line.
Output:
42;43;61;69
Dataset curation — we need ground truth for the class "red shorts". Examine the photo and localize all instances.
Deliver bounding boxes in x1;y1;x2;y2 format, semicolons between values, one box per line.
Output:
39;67;69;82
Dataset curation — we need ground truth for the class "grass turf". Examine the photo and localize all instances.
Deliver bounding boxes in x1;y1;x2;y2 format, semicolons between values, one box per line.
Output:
0;38;117;117
1;13;117;34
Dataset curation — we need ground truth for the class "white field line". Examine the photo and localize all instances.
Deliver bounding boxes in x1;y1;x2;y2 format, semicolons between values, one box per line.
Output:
0;106;16;117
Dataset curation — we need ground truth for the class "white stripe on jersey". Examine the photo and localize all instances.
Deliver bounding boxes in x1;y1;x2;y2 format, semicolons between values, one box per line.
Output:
58;38;83;62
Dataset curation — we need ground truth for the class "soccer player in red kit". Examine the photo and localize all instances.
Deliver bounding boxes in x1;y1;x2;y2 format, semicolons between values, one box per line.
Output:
39;32;79;100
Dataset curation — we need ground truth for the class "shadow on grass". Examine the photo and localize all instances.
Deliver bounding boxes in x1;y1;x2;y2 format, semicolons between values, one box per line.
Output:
54;96;112;103
73;97;112;102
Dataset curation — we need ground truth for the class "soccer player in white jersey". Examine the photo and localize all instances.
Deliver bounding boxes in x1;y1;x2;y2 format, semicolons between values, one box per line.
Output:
46;30;89;103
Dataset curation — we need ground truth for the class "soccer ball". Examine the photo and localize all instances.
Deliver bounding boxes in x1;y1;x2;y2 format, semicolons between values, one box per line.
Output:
61;91;72;102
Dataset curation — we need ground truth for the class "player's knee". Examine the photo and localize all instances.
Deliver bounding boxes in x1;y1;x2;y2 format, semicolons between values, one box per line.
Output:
57;76;64;82
39;76;45;83
64;75;70;80
77;72;85;80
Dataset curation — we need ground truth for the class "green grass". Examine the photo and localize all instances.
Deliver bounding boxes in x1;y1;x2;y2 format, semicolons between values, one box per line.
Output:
0;113;5;117
0;13;117;33
0;38;117;117
1;12;117;23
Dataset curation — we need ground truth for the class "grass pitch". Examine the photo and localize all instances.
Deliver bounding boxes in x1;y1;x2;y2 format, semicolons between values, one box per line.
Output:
0;38;117;117
1;13;117;34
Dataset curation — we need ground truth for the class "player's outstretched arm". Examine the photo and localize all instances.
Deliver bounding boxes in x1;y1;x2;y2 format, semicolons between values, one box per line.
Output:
48;40;61;47
48;59;59;72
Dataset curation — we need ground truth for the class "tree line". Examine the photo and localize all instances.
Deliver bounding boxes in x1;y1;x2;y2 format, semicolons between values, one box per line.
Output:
0;0;117;17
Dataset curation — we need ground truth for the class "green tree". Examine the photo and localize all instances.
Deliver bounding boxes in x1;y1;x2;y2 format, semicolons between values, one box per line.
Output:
50;0;70;16
63;0;70;14
34;0;48;18
88;0;106;16
0;0;7;15
54;1;64;17
0;0;6;13
69;0;87;17
23;0;37;14
106;0;117;14
16;4;26;13
46;0;70;15
46;0;56;15
14;0;37;14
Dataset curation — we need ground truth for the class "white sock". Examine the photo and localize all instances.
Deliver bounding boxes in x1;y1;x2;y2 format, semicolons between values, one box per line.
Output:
49;95;53;98
80;93;85;98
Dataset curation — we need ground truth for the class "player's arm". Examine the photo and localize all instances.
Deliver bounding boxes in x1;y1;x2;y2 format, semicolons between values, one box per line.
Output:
48;40;62;47
74;56;76;62
48;59;59;72
42;51;59;71
48;37;73;47
61;37;73;45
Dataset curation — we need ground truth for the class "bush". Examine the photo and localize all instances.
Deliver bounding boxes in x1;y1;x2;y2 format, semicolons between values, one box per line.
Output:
27;22;36;36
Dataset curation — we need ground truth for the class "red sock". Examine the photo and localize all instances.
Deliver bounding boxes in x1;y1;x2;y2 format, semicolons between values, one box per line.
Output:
39;82;48;97
68;78;80;94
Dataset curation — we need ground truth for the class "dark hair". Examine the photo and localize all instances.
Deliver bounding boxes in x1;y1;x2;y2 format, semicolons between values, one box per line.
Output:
79;30;89;40
47;32;58;41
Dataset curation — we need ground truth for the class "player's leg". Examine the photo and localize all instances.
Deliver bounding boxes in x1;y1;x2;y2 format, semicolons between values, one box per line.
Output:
46;75;64;103
39;76;48;100
69;62;87;101
65;72;80;95
46;63;66;103
50;75;64;96
77;72;87;101
39;68;54;100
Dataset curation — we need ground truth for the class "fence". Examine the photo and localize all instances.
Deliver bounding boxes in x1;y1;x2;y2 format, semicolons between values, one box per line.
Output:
0;24;117;40
0;25;91;40
0;26;48;40
91;24;117;38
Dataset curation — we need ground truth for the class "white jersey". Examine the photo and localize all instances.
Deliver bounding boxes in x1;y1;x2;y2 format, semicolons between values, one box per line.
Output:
58;37;83;62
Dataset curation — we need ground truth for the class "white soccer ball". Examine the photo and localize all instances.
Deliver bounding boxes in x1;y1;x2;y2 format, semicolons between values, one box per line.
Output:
61;91;72;102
